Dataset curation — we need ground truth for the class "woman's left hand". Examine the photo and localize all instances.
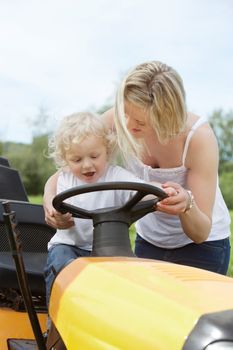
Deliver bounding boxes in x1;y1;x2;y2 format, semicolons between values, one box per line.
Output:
156;181;190;215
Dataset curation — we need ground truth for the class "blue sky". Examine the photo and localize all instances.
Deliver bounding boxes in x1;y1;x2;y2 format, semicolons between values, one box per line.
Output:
0;0;232;143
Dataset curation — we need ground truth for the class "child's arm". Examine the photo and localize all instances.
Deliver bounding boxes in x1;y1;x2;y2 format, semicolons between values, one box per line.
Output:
43;171;74;229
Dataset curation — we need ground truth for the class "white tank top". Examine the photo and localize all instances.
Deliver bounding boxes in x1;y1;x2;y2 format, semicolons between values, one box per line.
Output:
128;117;231;248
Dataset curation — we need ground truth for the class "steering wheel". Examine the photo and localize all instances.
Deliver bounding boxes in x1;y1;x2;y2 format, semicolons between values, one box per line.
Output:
53;181;167;219
53;182;168;257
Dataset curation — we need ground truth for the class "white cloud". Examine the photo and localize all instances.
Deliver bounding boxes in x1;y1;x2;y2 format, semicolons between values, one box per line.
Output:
0;0;232;142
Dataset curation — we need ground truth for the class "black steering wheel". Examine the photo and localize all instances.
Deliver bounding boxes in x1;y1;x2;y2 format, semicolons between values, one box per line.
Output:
53;182;167;257
53;181;167;218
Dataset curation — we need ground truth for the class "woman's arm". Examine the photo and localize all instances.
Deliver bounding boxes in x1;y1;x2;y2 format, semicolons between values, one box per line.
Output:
157;125;218;243
43;171;74;229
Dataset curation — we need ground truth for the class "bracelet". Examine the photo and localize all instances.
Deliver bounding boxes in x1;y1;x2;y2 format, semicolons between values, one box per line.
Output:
184;190;194;213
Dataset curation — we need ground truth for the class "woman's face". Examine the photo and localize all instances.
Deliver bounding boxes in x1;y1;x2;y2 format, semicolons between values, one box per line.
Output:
124;102;153;139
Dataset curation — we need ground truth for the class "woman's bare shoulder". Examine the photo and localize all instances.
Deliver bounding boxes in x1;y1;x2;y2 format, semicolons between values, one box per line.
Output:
185;112;218;163
187;112;214;136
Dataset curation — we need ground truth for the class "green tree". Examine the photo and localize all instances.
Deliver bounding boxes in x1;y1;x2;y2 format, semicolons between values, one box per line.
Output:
209;109;233;167
1;106;56;195
219;162;233;209
209;109;233;209
22;134;56;194
28;105;53;137
20;106;56;194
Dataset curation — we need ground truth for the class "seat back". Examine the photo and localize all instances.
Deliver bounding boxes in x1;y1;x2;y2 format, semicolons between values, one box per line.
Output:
0;157;55;307
0;164;29;201
0;200;55;252
0;200;56;299
0;156;10;167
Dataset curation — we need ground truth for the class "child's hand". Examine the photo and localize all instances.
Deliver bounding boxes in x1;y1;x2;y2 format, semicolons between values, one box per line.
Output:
44;205;74;229
43;190;75;229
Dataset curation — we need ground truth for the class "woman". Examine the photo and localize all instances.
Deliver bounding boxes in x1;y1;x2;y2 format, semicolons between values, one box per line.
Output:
44;60;231;274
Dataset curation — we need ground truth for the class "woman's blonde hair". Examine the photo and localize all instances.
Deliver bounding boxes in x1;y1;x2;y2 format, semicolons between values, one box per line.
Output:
115;61;187;158
48;112;117;168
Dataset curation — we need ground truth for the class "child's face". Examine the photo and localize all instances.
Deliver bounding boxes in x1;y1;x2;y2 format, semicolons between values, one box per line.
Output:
65;135;108;183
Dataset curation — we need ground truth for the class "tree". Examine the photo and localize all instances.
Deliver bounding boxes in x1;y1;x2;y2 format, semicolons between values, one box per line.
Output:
2;106;56;195
208;109;233;209
209;109;233;167
219;165;233;209
28;105;53;137
19;106;56;194
0;141;3;155
22;134;56;194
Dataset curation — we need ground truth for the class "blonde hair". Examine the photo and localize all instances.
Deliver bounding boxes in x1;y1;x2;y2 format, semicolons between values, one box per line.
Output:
48;112;117;168
115;61;187;158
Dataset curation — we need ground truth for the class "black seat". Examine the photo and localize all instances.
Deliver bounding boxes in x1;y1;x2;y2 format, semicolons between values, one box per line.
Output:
0;200;56;297
0;157;55;311
0;156;10;167
0;164;29;201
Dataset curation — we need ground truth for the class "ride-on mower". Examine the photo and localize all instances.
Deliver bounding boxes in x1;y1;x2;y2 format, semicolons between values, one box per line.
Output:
1;180;233;350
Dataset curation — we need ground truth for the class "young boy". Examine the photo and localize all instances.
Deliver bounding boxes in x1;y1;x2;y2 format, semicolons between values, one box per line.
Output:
44;112;175;306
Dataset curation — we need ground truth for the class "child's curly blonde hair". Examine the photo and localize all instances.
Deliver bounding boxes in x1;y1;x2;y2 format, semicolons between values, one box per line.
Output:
48;112;117;168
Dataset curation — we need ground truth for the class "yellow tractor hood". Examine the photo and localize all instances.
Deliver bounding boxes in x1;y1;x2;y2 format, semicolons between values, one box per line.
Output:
49;257;233;350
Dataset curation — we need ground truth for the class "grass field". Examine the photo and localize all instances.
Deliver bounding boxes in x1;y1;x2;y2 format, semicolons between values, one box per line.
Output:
228;210;233;276
29;195;233;277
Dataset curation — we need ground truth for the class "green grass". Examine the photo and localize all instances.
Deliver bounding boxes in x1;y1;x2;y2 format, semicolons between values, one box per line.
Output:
29;195;43;204
228;210;233;277
29;195;233;276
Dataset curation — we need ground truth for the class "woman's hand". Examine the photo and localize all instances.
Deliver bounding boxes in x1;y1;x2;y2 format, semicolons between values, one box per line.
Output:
156;182;190;215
